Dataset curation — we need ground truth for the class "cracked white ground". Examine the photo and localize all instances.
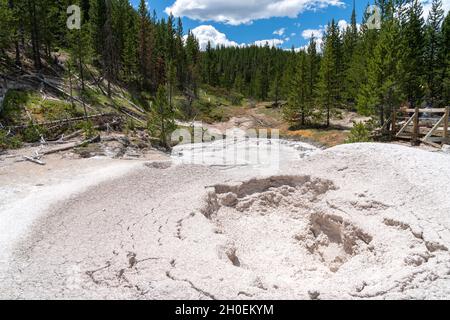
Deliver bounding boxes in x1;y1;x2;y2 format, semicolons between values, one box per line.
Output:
1;141;450;300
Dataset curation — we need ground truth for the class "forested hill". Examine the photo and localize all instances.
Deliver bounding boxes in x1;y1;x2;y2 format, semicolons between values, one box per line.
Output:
0;0;449;147
204;0;450;127
1;0;202;97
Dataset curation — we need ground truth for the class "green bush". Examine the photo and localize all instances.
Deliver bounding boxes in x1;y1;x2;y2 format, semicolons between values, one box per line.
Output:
345;122;372;144
22;122;47;143
1;90;32;125
80;120;97;139
0;129;22;149
228;92;244;105
41;100;79;120
208;107;227;122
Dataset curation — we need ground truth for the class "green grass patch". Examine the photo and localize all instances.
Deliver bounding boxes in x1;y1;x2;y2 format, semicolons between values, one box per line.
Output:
1;90;40;125
40;99;82;121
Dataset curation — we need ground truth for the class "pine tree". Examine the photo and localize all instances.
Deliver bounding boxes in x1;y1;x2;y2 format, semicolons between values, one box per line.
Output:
399;0;425;108
318;20;341;127
121;3;138;82
284;53;309;125
424;0;444;107
148;85;177;150
167;60;176;111
269;71;282;107
80;0;90;21
175;17;186;90
306;36;319;113
89;0;107;58
27;0;42;69
185;31;200;97
352;3;380;113
204;41;214;85
318;20;342;127
342;0;360;105
138;0;150;88
102;0;119;97
67;17;92;118
360;16;402;126
442;12;450;105
0;0;14;56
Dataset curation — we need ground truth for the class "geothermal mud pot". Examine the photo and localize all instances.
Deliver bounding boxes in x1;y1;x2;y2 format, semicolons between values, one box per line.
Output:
1;143;449;299
200;175;450;299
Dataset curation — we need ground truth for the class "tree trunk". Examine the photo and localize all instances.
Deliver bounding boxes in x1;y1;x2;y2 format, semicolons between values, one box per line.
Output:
412;103;420;146
380;105;384;127
28;0;41;70
160;112;167;149
14;41;21;66
326;106;330;128
169;83;173;112
76;34;87;121
68;64;75;110
8;0;21;66
301;107;305;126
77;34;85;92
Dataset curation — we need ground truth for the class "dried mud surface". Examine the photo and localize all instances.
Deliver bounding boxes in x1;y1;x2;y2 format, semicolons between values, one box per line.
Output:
1;143;450;299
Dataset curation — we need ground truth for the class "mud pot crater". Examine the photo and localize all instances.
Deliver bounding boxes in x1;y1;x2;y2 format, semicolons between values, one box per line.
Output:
201;176;373;275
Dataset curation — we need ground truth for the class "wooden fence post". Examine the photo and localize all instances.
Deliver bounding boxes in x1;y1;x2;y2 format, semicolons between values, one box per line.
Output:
412;106;420;146
391;109;397;139
444;106;449;144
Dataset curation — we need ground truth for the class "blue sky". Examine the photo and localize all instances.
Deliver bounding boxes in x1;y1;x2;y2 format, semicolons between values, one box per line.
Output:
128;0;448;50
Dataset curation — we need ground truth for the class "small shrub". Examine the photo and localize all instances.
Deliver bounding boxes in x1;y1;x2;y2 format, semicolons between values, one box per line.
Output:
80;121;97;139
229;92;244;106
345;122;372;144
208;107;227;122
22;122;47;143
1;90;31;125
125;118;136;134
0;129;22;150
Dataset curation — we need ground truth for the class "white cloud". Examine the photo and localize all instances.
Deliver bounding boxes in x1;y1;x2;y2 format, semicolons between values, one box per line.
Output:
301;27;325;52
301;27;325;40
187;25;242;50
188;25;285;50
166;0;345;25
337;19;348;31
273;28;286;36
253;39;285;47
422;0;450;20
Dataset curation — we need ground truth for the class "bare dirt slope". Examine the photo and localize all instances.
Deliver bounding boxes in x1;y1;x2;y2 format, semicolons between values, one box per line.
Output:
1;143;450;300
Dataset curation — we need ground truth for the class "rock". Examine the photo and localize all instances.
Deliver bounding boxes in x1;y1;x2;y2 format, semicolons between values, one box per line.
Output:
145;161;172;169
220;192;238;207
442;145;450;154
308;290;320;300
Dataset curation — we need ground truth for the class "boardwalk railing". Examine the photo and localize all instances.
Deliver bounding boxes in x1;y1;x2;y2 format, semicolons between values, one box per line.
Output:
395;107;449;147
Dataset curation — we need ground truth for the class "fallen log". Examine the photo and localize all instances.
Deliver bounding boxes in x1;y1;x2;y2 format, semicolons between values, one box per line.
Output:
59;119;121;141
42;135;101;156
23;156;45;166
117;106;146;125
6;113;117;130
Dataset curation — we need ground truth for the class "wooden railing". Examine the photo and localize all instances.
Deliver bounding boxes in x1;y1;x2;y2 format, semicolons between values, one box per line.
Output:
395;107;449;147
